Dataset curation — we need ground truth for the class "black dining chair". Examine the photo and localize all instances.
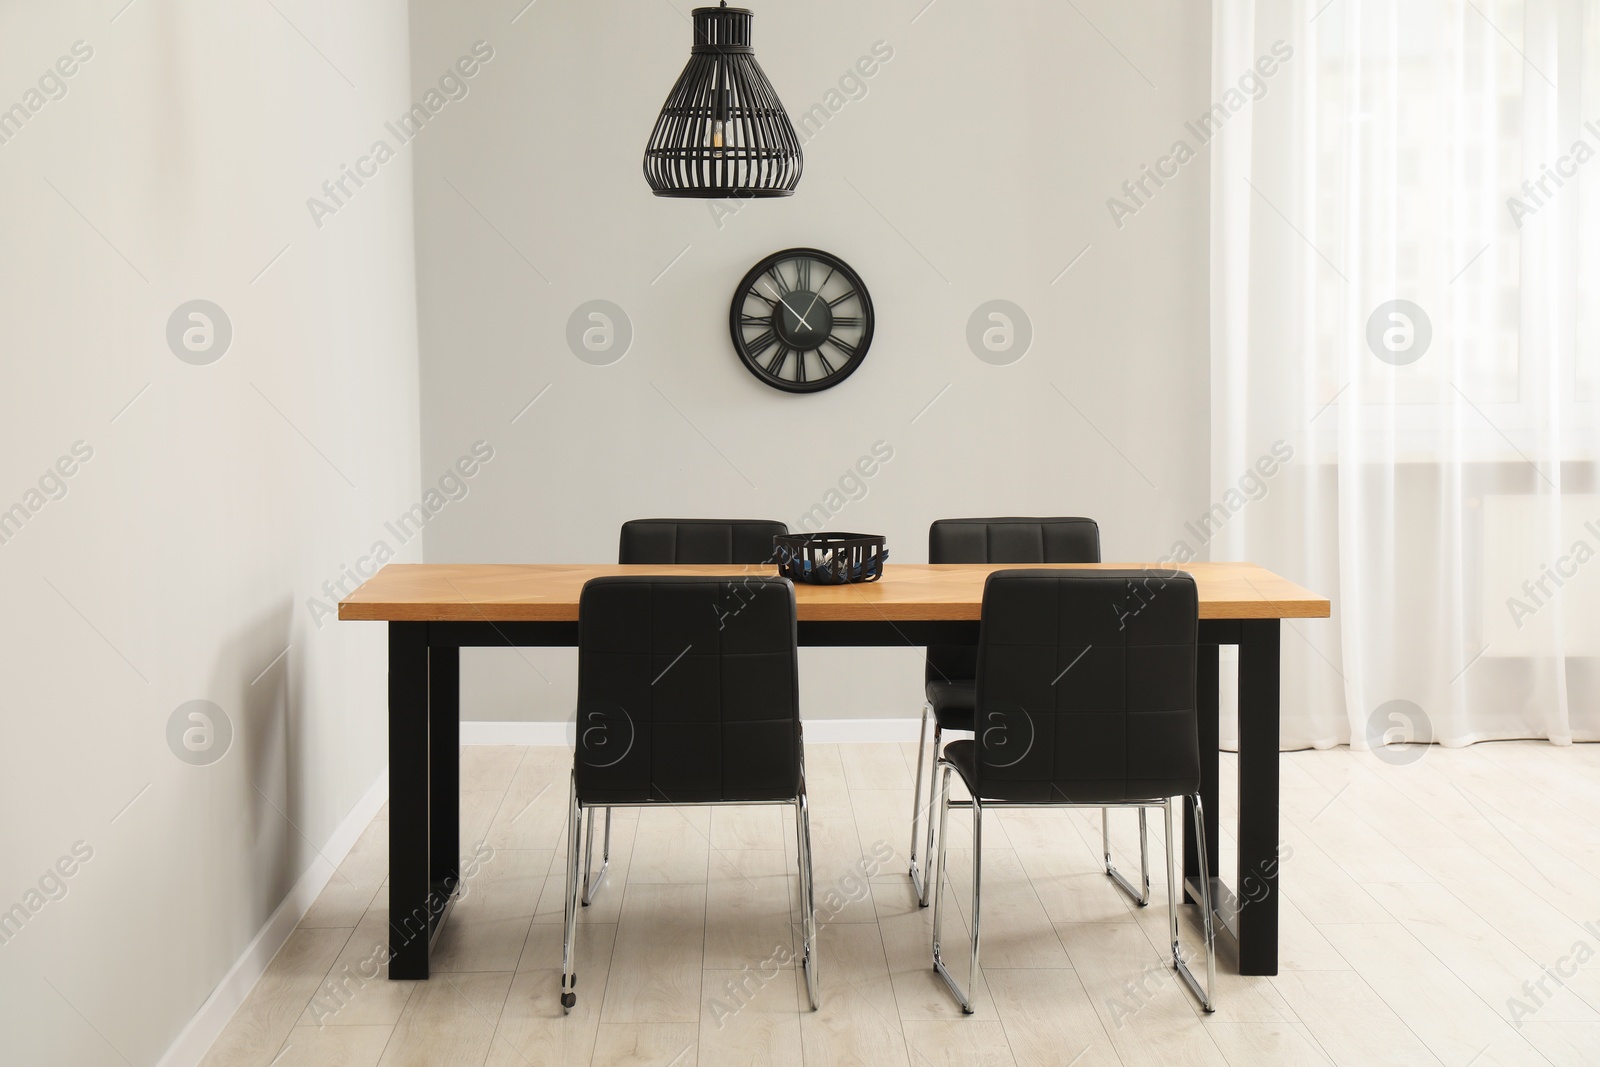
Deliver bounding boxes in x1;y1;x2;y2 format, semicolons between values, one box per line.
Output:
577;518;790;907
618;517;790;566
560;575;817;1013
929;568;1215;1014
909;517;1136;908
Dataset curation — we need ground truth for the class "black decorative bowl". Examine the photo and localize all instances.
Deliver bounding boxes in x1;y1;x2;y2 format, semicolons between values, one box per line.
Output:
774;532;888;584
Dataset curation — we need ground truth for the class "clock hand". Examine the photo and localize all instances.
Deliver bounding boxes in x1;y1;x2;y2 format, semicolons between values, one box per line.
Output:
781;298;812;330
762;283;812;330
799;291;823;322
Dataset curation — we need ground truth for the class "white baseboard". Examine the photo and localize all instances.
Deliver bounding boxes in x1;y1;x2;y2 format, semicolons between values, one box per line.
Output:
461;717;923;745
155;770;390;1067
462;720;575;745
803;717;924;742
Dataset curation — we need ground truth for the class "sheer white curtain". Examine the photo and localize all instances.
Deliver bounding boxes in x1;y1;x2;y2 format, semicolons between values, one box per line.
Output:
1212;0;1600;750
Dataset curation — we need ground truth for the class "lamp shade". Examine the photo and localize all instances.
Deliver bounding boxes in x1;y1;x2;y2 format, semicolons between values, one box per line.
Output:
643;4;802;198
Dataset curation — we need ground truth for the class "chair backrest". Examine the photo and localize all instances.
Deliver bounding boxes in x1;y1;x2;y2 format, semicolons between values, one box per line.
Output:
575;576;800;805
971;569;1199;803
619;518;788;565
926;517;1101;686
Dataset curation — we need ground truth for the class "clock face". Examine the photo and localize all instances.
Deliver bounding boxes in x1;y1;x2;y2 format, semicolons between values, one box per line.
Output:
729;248;874;393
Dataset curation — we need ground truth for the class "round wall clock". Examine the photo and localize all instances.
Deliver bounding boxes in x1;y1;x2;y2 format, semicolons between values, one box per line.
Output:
729;248;874;393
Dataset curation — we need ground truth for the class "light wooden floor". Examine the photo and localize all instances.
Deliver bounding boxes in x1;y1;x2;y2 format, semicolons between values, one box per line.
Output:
199;740;1600;1067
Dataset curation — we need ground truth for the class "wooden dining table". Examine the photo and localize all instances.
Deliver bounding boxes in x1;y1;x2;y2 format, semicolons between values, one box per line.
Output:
339;561;1330;980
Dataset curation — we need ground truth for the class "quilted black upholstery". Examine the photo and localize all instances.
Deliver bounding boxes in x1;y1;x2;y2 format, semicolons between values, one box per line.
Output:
575;576;800;805
619;518;788;565
925;517;1101;727
944;568;1200;803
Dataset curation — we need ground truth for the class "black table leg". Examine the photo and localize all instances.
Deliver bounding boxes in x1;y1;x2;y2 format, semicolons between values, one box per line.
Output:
1185;643;1220;903
430;644;460;902
388;622;434;979
1236;619;1280;975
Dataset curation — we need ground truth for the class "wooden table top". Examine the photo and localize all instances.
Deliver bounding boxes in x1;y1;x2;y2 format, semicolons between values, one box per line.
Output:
338;562;1330;623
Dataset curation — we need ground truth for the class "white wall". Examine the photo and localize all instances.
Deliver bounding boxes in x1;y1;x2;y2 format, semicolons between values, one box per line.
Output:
411;0;1215;722
0;1;420;1061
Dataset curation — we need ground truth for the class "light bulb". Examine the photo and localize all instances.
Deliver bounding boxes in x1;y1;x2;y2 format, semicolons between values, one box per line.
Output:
711;84;731;159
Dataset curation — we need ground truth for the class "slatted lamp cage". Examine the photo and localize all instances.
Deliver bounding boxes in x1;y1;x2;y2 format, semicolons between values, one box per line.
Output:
643;2;803;198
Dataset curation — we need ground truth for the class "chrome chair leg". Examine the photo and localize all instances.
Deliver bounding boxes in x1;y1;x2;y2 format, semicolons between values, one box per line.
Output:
969;794;983;999
930;761;977;1013
908;701;931;903
1104;806;1151;907
918;721;943;907
581;806;612;906
560;773;581;1013
1166;796;1215;1012
924;790;1215;1016
796;790;819;1010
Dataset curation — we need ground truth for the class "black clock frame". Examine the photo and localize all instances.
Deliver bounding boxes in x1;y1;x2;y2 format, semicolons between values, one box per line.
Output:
728;248;874;394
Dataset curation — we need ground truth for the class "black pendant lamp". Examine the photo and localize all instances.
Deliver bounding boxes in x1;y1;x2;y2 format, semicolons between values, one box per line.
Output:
643;3;802;198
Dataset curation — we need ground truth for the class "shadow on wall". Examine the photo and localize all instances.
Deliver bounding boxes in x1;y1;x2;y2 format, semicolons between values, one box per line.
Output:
197;599;308;926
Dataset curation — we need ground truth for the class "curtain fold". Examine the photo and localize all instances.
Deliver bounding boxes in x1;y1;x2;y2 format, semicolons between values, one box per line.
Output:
1212;0;1599;750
